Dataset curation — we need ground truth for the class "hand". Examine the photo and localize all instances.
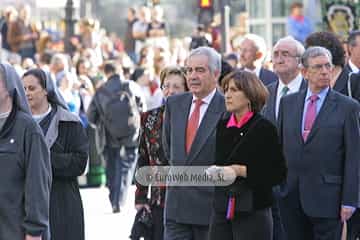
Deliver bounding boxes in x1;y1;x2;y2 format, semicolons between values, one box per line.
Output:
340;206;355;222
205;165;222;179
206;165;236;182
221;166;237;181
135;203;151;213
25;235;41;240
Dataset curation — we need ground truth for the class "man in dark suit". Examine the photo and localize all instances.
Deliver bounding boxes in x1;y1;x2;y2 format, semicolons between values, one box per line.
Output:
336;30;360;102
162;46;225;240
235;34;278;86
263;36;306;124
278;46;360;240
262;36;306;240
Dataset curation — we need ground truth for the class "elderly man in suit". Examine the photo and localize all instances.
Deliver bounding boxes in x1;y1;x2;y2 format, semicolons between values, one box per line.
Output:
278;46;360;240
262;36;306;240
235;33;278;86
162;46;225;240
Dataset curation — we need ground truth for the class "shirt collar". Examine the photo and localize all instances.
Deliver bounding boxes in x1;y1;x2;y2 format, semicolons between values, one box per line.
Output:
306;87;329;102
226;111;254;128
349;60;359;73
278;73;303;93
192;88;217;105
244;65;261;77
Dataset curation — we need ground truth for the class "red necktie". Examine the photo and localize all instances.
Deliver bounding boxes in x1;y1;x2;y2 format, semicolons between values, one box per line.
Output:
186;99;203;154
303;95;319;141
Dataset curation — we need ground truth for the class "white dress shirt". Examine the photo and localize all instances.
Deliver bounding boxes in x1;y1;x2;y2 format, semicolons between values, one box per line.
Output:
348;60;359;73
244;65;261;78
188;88;217;127
275;74;303;119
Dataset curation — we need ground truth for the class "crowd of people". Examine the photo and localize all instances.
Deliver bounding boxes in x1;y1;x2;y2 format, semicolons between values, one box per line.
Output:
0;2;360;240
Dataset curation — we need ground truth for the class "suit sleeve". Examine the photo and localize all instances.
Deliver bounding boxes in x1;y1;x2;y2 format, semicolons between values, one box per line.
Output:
23;128;51;237
342;102;360;207
162;100;171;162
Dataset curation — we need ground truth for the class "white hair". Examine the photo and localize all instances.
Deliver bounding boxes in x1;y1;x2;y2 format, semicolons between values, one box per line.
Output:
273;36;305;57
188;46;222;74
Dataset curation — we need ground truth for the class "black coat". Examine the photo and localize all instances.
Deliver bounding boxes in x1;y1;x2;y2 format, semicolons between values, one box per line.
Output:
333;64;360;103
213;113;287;213
40;107;88;240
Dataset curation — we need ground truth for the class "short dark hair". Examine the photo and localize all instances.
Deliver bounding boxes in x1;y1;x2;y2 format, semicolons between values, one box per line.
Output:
218;59;233;86
290;2;303;11
305;31;345;67
23;69;47;90
103;62;117;75
348;30;360;47
221;70;269;113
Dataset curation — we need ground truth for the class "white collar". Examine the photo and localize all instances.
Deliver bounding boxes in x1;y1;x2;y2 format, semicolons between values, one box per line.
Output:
33;105;52;123
278;73;303;93
348;60;359;73
0;111;10;119
192;88;217;105
244;65;261;77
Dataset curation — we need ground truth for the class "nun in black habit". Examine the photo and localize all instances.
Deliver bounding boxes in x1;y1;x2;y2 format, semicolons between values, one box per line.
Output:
22;68;89;240
0;63;51;240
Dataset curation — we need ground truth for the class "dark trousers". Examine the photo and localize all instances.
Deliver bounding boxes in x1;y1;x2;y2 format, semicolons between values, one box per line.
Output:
209;208;273;240
150;206;164;240
272;186;285;240
348;210;360;240
104;146;137;208
164;219;209;240
279;186;342;240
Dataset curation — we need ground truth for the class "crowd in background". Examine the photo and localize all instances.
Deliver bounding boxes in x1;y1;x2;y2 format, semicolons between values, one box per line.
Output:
1;1;360;240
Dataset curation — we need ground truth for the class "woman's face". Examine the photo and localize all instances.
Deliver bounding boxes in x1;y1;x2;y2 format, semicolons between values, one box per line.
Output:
224;79;250;114
162;74;186;97
22;75;47;111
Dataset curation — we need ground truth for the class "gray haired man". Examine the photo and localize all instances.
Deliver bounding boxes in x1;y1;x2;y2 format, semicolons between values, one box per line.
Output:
163;46;225;240
278;46;360;239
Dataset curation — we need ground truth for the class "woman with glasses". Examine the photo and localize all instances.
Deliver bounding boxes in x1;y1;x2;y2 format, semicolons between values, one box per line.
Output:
134;66;188;240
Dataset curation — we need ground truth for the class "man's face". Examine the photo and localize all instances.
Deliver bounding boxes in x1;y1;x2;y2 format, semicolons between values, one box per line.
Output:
302;55;333;92
272;41;299;76
238;39;258;69
185;55;218;99
349;36;360;66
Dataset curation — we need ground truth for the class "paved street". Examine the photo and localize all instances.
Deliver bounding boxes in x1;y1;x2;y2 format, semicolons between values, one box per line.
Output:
81;186;137;240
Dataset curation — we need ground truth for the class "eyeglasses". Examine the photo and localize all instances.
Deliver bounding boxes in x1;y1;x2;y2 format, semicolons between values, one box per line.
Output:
307;63;333;72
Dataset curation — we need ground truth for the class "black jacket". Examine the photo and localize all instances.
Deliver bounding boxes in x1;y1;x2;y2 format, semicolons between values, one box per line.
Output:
333;64;360;103
213;113;287;213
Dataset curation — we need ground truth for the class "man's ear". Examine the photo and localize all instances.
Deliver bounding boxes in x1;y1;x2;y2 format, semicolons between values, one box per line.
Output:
255;51;263;61
301;67;307;78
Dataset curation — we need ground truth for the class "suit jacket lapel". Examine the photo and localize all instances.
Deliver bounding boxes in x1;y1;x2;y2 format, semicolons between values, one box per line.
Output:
178;94;193;162
187;91;224;163
295;89;307;145
300;78;307;90
305;90;337;143
268;82;278;123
